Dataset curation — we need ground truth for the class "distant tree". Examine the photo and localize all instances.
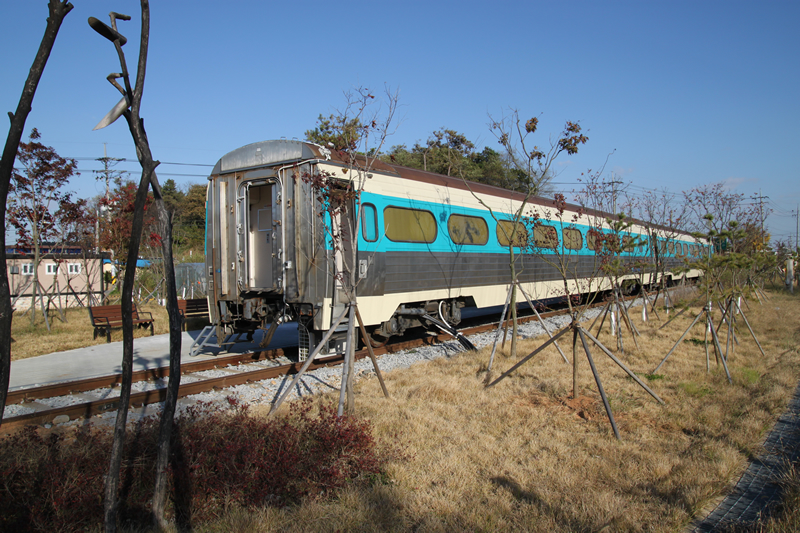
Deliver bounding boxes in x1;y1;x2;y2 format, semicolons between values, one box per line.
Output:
0;0;73;430
54;196;101;307
383;129;477;177
471;146;512;189
305;113;363;150
98;179;157;276
383;130;543;192
172;182;206;250
8;128;81;328
160;178;184;218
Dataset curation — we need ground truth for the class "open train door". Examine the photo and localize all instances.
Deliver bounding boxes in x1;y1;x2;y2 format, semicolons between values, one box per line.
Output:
239;178;282;294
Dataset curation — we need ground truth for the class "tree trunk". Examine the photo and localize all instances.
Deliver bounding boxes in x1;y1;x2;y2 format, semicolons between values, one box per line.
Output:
150;195;181;528
508;248;518;359
0;0;73;428
103;162;152;532
572;325;579;398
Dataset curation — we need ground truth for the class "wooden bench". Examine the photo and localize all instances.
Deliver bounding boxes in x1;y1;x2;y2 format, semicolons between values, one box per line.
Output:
89;304;155;343
177;298;210;331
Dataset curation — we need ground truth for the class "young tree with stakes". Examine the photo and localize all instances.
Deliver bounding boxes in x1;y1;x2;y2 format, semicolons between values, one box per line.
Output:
632;188;689;318
486;192;665;440
87;3;182;529
270;87;397;418
467;110;587;367
0;0;74;429
574;171;645;350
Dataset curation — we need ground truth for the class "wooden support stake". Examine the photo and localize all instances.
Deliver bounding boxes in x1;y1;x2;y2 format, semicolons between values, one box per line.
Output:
486;325;572;388
269;308;348;415
652;309;705;374
577;327;620;440
516;282;569;364
354;305;390;398
487;284;514;375
735;298;766;357
582;328;664;404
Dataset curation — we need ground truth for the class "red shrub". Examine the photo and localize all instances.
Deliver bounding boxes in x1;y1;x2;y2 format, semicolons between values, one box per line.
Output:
0;398;400;531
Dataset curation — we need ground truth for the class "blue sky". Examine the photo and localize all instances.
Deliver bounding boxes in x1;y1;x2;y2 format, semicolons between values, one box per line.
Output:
2;0;798;244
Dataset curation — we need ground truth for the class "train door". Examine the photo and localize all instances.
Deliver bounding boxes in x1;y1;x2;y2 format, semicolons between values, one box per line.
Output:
240;180;281;292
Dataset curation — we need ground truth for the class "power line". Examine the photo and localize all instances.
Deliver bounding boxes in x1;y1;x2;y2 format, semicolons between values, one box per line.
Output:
72;157;213;167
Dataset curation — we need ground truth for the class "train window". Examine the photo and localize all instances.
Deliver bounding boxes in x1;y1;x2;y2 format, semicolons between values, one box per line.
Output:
563;228;583;250
448;214;488;245
668;241;675;255
497;220;529;247
361;203;378;242
533;224;558;249
622;236;633;252
384;206;437;243
586;229;603;252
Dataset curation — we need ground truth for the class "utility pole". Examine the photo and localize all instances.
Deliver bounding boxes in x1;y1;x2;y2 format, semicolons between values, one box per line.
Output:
608;177;623;215
93;143;126;249
750;190;768;249
94;143;126;207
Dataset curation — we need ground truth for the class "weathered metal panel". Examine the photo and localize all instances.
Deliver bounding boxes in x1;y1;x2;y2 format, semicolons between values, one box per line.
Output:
380;251;609;295
355;251;386;296
212;140;320;175
283;167;299;301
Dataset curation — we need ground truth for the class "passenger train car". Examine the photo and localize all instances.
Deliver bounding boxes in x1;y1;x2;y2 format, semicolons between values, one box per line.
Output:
205;139;705;354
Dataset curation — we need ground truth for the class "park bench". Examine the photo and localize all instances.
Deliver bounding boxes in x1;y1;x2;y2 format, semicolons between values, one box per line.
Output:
88;304;155;343
177;298;210;331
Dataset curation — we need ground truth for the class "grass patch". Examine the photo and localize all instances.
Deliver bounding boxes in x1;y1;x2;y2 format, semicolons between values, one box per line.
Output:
678;381;715;398
10;302;180;361
737;367;761;386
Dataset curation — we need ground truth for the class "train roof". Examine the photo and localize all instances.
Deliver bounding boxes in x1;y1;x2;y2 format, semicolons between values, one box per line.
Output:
211;140;695;239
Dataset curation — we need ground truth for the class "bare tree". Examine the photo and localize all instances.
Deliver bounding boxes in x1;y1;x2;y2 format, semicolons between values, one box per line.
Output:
87;2;181;529
683;182;759;252
469;110;587;362
631;189;689;311
271;86;398;417
0;0;73;428
486;192;665;439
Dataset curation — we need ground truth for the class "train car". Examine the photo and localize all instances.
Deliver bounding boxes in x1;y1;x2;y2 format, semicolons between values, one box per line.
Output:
204;139;705;355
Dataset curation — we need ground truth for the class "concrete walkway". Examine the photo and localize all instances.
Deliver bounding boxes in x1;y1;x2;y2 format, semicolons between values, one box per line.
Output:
9;323;299;390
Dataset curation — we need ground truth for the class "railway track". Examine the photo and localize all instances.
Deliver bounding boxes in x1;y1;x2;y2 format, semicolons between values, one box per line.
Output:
0;292;669;434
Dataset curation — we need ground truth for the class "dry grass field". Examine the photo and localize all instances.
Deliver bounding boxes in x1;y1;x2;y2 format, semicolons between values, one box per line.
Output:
10;303;173;361
211;289;800;533
7;290;800;532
